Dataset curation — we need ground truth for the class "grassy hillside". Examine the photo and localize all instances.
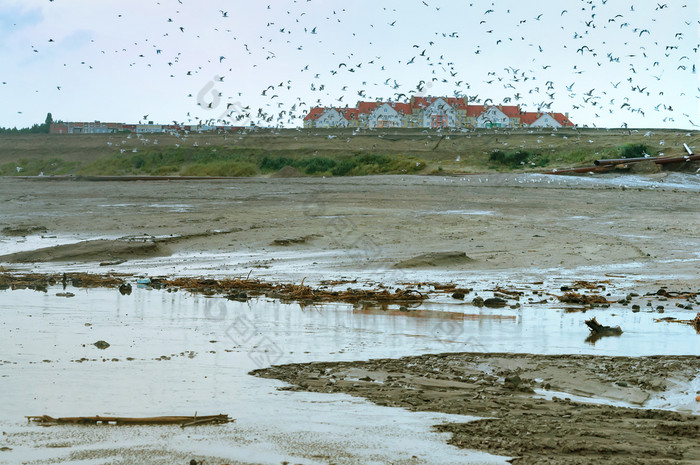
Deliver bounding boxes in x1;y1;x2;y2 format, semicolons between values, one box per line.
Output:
0;127;697;177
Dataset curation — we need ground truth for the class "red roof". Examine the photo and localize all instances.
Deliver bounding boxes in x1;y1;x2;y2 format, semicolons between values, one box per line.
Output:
497;105;521;117
552;113;574;127
357;101;411;115
411;96;465;110
340;108;361;120
466;105;485;117
520;112;541;126
389;102;412;114
356;101;375;114
303;107;325;121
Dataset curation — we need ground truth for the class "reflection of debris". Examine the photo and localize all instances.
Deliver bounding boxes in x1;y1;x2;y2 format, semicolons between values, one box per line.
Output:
0;273;126;292
26;414;232;427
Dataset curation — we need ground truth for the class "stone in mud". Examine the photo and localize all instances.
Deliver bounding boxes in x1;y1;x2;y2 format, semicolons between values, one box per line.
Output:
472;296;484;307
93;340;110;350
483;297;507;308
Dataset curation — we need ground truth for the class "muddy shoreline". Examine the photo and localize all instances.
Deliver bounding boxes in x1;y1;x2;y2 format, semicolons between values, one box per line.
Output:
253;352;700;464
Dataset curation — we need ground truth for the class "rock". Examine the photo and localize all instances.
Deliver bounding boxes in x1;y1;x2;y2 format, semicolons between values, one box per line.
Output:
452;291;465;300
56;292;75;298
472;296;484;307
118;283;132;295
93;340;110;350
504;374;522;388
483;297;507;308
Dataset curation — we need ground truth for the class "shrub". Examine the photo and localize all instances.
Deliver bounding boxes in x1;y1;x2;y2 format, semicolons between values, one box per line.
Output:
488;149;544;169
298;157;336;174
618;143;652;159
260;156;296;172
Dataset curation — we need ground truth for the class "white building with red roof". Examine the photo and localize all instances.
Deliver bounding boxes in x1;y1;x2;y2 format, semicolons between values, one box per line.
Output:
520;111;575;128
303;107;348;128
362;102;412;129
303;98;574;129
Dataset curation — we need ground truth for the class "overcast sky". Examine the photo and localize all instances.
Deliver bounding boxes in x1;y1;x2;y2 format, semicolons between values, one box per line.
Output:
1;0;698;129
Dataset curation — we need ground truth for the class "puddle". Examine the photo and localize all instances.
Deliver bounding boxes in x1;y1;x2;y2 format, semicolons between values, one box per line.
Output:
1;288;519;464
418;210;495;216
145;203;193;213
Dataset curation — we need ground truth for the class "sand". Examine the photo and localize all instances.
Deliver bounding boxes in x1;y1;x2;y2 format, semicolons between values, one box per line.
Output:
1;173;699;284
253;353;700;464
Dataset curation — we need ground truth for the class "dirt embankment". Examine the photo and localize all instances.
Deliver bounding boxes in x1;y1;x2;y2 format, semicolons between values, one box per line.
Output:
253;353;700;465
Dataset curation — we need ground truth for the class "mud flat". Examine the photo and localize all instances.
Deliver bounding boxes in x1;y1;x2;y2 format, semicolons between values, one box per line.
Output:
1;173;699;464
254;353;700;464
1;173;700;288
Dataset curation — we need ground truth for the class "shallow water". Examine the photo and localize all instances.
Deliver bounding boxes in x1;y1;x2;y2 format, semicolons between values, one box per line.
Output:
1;285;698;463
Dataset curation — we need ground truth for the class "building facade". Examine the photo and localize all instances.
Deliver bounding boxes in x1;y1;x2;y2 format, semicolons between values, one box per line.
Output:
303;97;574;129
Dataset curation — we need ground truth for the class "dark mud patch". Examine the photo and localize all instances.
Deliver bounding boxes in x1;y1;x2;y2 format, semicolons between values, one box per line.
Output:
394;251;474;268
272;234;320;246
0;239;169;263
2;225;48;236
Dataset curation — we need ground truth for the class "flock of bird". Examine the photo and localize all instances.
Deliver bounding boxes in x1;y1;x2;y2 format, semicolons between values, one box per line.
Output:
3;0;699;129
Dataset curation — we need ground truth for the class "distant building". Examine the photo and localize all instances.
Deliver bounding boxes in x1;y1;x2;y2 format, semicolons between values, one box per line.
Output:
50;121;246;134
50;121;124;134
303;97;575;129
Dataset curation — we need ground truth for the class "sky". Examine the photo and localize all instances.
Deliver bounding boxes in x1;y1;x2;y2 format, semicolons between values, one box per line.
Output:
0;0;698;129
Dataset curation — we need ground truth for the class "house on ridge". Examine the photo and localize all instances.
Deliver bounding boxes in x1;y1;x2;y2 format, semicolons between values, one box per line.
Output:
520;111;575;128
303;107;348;128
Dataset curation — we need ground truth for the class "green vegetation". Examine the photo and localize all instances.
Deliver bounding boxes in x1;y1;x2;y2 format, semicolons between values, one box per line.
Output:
260;153;425;176
617;143;655;159
488;149;550;169
0;113;53;135
0;145;427;177
0;157;80;176
0;128;696;176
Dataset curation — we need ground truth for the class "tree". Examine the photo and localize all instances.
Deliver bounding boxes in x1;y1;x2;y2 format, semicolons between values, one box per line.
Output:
45;113;53;125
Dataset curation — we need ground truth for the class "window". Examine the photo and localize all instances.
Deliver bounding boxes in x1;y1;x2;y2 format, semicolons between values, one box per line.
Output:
431;115;448;128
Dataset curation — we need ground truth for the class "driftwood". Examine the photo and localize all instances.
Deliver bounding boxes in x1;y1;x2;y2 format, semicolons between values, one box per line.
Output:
655;313;700;333
26;414;231;427
585;317;622;335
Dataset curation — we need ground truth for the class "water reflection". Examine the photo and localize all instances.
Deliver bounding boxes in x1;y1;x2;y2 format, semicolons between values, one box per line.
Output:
0;286;697;464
